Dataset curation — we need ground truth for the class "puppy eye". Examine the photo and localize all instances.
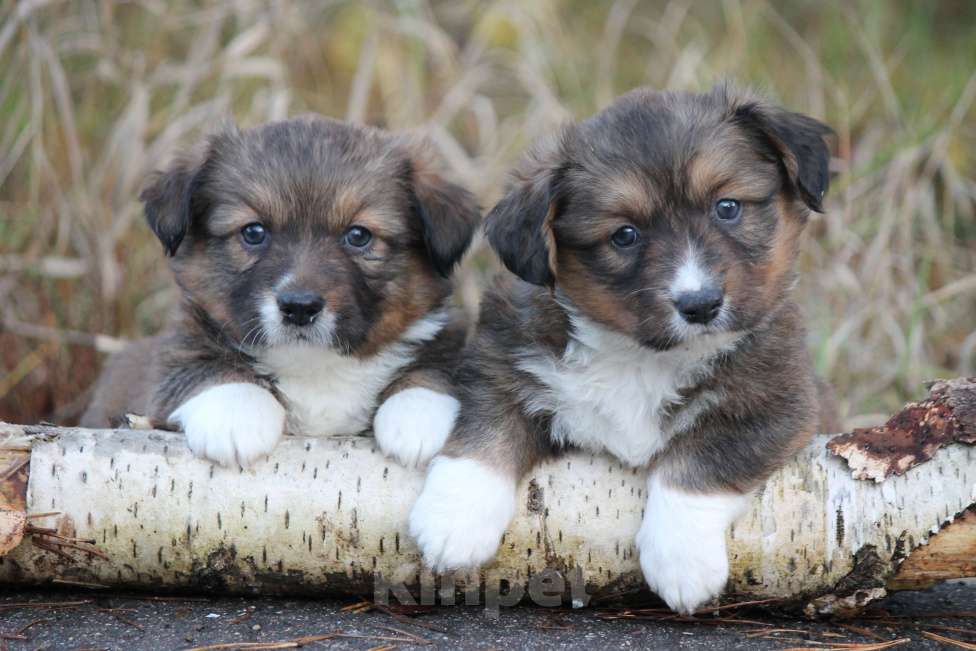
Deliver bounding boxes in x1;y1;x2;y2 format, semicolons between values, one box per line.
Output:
715;199;742;222
241;223;267;246
344;225;373;248
611;225;640;248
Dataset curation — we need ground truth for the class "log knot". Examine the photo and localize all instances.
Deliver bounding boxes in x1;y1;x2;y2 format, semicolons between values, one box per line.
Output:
804;546;891;618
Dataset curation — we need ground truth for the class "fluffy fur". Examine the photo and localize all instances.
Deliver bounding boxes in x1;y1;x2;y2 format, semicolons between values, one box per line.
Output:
517;305;742;467
82;116;480;468
257;311;450;438
409;84;836;612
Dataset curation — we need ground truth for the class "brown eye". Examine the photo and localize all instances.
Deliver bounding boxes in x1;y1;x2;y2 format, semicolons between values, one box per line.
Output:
715;199;742;222
344;225;372;248
241;222;267;246
611;225;639;248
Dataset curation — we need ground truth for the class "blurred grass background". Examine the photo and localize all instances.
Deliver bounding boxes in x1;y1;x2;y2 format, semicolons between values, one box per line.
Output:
0;0;974;428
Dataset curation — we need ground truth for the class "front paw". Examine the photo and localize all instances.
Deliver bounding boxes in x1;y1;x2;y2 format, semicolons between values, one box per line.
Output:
373;387;459;468
636;478;749;614
636;517;729;614
169;383;285;468
409;456;515;571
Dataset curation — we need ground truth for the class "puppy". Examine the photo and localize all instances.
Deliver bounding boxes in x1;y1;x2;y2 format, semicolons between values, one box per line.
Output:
82;116;480;469
408;85;835;613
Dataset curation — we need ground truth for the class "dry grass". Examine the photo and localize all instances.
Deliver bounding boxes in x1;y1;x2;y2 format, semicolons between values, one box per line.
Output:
0;0;974;426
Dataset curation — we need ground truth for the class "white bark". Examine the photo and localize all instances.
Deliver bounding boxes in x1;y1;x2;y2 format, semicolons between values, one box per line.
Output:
0;423;973;611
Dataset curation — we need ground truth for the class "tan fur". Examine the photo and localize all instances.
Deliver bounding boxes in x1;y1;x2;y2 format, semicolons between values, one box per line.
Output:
556;253;640;334
604;172;655;218
687;133;779;204
762;197;806;305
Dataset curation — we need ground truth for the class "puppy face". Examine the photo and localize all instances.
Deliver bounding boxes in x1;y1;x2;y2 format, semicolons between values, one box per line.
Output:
486;85;831;349
141;116;479;356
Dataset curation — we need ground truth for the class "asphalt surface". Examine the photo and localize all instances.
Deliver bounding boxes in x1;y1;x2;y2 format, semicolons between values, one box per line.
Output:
0;582;973;650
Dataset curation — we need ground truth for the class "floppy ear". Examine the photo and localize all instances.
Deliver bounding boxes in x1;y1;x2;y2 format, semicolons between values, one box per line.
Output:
139;154;204;257
736;104;833;212
404;150;481;277
484;137;565;287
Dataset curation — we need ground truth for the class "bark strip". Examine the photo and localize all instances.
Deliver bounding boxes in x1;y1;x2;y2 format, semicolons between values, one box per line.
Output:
828;377;976;481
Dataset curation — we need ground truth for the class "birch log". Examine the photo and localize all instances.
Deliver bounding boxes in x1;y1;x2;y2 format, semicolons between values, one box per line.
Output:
0;420;973;615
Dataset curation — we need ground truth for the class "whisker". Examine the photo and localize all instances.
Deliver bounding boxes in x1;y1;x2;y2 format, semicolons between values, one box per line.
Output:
237;315;268;352
626;287;660;299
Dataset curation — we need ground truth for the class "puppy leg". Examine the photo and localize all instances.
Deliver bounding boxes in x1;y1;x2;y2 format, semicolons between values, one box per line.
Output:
409;397;549;571
169;383;285;468
636;473;750;614
373;374;459;469
637;400;813;613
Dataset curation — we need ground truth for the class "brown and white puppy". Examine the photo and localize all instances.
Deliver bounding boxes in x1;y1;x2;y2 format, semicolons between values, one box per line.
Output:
82;116;480;469
408;85;834;613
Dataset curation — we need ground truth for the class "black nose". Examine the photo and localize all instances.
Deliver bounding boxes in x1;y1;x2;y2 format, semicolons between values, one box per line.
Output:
673;288;724;325
277;291;325;327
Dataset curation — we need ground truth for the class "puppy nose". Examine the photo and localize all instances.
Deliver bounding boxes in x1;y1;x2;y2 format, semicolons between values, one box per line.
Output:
673;288;724;325
277;291;325;327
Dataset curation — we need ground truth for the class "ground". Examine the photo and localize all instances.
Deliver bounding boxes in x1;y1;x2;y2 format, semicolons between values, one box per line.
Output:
0;583;972;650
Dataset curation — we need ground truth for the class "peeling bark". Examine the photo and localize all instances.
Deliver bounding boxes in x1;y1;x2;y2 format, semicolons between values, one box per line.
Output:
828;377;976;481
0;420;972;614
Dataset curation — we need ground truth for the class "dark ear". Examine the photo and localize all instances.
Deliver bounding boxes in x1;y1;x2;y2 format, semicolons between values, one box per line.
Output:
139;155;204;257
737;104;833;212
484;137;564;287
404;149;481;277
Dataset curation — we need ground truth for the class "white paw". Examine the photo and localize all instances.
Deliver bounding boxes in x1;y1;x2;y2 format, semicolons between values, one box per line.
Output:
409;456;515;571
169;383;285;468
636;475;750;614
373;388;459;468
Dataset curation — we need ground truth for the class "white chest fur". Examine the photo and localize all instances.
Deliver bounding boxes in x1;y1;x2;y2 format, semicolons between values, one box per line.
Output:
256;312;446;437
517;314;740;467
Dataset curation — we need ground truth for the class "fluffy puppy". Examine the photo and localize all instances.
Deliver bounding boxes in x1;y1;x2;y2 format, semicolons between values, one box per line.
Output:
82;116;480;469
408;85;835;613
